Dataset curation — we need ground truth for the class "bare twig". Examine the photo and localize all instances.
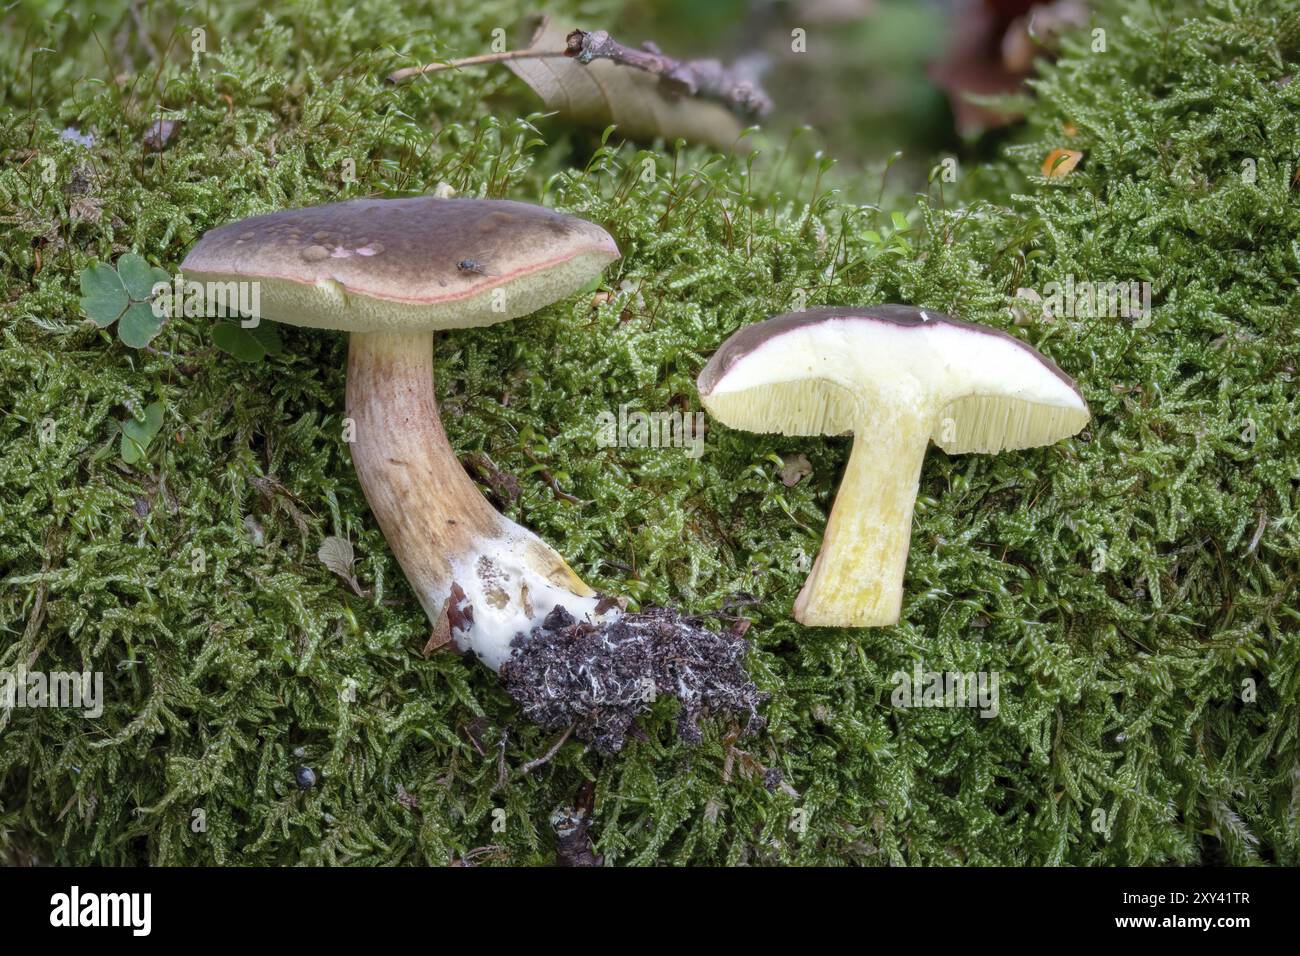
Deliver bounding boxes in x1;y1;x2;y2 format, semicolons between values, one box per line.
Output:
519;724;574;774
522;446;589;505
388;48;558;83
564;30;771;118
451;844;506;867
388;27;772;119
129;0;161;62
495;727;510;792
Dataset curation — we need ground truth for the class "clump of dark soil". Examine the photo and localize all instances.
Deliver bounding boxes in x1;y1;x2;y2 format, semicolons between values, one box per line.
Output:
500;606;767;755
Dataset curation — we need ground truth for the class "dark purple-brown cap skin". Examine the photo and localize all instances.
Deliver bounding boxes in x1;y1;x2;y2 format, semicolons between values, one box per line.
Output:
181;196;617;310
180;197;621;335
696;305;1086;403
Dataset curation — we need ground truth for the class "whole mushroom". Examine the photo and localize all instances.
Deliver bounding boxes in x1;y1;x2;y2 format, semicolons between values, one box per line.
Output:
183;196;620;668
697;305;1091;628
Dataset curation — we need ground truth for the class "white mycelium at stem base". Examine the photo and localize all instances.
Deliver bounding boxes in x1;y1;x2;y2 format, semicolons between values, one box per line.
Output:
347;330;606;670
699;306;1091;629
181;196;622;668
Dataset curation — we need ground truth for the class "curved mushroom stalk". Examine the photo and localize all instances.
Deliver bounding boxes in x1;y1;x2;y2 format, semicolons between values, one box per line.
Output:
347;330;608;670
793;404;930;627
698;306;1090;629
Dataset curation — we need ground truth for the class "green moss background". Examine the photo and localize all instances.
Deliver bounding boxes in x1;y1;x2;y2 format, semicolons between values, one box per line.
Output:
1;0;1297;865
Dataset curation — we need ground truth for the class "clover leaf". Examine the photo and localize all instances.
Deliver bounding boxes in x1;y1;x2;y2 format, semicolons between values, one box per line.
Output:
120;401;166;464
80;264;128;327
80;254;171;348
212;320;283;363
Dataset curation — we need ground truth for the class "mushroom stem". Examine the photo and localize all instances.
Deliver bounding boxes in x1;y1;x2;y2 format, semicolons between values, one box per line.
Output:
793;406;931;627
346;329;605;670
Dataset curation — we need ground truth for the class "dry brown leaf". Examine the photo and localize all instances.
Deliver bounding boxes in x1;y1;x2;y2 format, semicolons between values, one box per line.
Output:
505;17;745;150
318;535;366;596
1042;147;1083;178
317;535;353;576
422;597;454;657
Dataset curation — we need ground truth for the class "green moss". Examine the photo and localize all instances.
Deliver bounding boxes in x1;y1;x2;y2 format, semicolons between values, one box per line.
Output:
1;0;1297;865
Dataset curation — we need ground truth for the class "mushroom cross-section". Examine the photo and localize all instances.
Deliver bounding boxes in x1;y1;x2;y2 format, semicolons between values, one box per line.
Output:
182;196;621;670
697;305;1090;628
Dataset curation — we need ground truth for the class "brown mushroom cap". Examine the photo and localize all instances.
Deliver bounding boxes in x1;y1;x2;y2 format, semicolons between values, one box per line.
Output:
181;196;619;332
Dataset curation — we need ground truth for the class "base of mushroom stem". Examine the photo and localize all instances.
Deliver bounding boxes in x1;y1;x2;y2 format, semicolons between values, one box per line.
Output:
793;558;907;627
790;504;912;627
421;525;614;671
499;606;768;755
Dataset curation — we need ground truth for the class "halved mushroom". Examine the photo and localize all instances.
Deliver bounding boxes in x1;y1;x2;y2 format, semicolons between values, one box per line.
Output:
697;305;1090;628
183;196;620;669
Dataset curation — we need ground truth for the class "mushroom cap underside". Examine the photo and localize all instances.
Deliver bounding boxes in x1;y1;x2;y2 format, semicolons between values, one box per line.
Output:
697;306;1090;453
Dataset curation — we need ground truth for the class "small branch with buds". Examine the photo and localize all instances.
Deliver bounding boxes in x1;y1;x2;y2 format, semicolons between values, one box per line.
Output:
388;28;772;119
565;29;772;118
